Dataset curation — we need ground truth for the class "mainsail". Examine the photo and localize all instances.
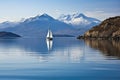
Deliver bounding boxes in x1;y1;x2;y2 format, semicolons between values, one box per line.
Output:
46;29;53;39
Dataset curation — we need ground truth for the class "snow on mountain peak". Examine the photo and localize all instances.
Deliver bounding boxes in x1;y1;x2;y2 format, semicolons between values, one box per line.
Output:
72;13;86;18
58;13;101;27
71;17;90;25
58;14;71;21
24;13;54;23
42;13;50;16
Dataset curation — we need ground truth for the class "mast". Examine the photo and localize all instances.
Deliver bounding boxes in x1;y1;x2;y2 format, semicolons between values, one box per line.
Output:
49;30;53;38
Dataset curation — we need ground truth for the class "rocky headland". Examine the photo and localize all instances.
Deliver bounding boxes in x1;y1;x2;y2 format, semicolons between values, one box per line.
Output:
77;16;120;40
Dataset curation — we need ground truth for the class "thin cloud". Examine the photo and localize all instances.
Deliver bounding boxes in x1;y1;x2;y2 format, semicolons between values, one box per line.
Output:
84;11;120;21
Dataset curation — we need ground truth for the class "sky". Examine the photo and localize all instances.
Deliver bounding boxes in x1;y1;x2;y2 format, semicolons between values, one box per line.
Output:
0;0;120;22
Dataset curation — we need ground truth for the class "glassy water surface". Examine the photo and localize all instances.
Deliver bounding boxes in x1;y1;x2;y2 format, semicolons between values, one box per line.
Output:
0;37;120;80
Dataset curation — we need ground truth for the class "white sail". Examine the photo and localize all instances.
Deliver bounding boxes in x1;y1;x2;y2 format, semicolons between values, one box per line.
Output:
46;29;53;39
47;30;50;38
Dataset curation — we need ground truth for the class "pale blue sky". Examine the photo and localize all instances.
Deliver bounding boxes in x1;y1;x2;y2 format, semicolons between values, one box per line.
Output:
0;0;120;22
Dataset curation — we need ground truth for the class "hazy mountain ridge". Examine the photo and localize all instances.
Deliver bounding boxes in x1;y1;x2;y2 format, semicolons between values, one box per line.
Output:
0;14;76;37
0;21;19;29
0;31;21;38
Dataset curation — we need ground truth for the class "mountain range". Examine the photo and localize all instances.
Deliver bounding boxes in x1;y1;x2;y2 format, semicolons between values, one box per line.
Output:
58;13;101;29
0;13;101;37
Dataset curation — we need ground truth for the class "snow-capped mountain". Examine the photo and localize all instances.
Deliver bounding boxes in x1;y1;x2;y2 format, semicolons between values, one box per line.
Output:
1;14;76;37
24;13;55;23
58;13;101;29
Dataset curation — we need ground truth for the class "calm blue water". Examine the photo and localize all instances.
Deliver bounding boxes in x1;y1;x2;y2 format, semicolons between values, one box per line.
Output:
0;37;120;80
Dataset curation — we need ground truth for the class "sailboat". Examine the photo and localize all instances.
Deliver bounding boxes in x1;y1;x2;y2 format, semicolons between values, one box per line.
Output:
46;29;53;40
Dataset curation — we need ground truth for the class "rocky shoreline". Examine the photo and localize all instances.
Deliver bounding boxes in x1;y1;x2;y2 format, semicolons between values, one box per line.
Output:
77;16;120;40
77;35;120;40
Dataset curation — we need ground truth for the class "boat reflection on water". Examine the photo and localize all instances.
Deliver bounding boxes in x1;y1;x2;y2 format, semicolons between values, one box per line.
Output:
46;39;53;51
84;39;120;59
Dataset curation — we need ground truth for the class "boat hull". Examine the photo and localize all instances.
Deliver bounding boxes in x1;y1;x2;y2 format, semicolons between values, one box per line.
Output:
47;37;53;40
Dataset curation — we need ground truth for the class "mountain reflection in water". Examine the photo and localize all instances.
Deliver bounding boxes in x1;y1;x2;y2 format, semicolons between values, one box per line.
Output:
0;37;84;63
84;39;120;59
